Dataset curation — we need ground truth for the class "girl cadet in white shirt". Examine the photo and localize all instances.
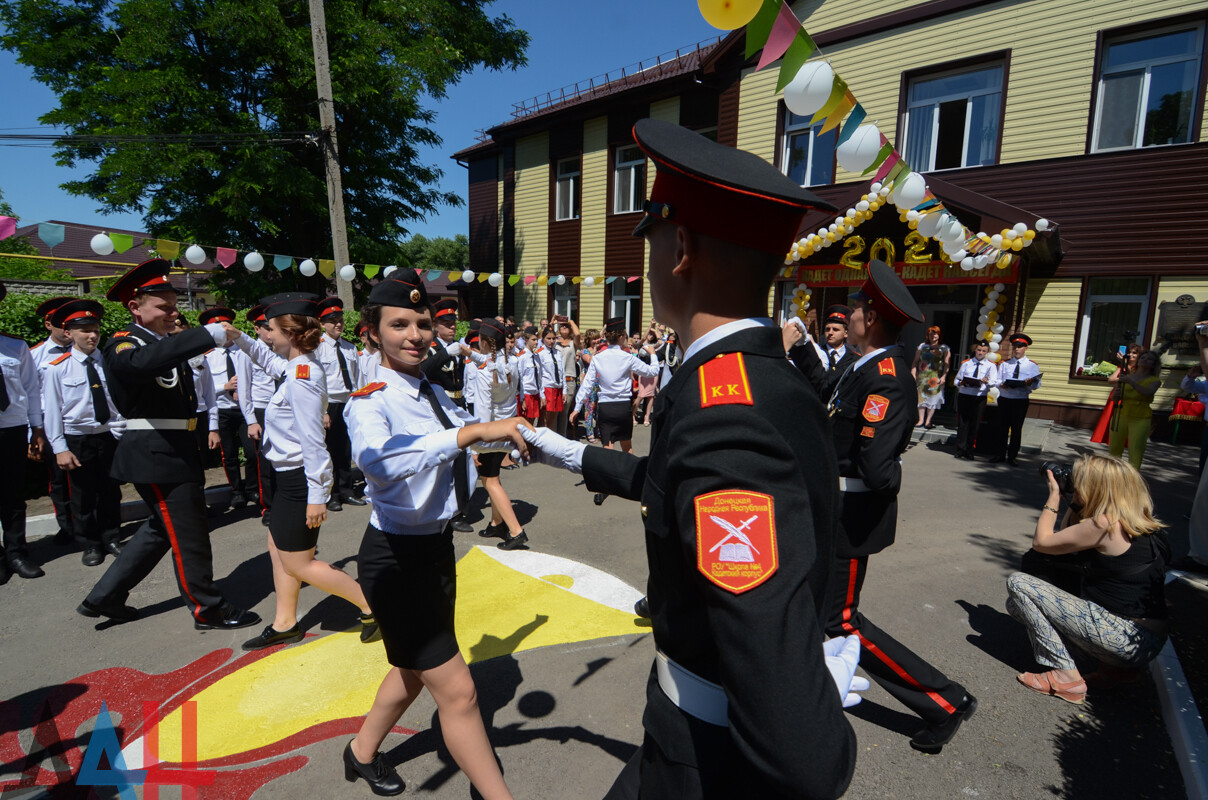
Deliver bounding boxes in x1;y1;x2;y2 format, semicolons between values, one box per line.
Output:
537;325;566;430
221;293;377;651
571;316;660;455
342;269;529;799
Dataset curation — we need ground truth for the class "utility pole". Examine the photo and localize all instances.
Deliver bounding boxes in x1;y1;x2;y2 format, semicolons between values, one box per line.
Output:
308;0;354;308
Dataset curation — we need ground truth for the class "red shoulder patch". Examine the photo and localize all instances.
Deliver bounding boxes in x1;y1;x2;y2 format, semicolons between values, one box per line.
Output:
694;490;778;594
50;353;71;365
295;364;310;380
350;381;387;398
862;394;890;423
698;353;754;408
877;358;896;376
861;425;876;438
111;331;130;337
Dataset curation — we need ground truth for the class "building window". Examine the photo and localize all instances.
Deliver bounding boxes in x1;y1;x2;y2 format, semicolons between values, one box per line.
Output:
903;63;1004;171
555;157;580;221
613;145;646;214
1092;24;1204;152
1076;277;1151;372
610;282;642;334
552;281;577;321
782;111;837;186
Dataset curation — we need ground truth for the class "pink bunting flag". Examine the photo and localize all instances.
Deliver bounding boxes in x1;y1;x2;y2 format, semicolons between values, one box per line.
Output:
216;247;237;268
523;276;536;285
756;2;801;72
627;276;641;283
0;217;15;241
872;150;901;183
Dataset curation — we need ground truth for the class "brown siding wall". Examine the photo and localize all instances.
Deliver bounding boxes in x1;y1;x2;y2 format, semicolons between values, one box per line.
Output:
605;112;648;277
548;123;582;280
716;72;741;148
467;157;498;273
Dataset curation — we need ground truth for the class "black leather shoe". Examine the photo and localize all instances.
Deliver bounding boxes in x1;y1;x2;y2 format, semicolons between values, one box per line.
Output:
241;624;303;651
343;740;405;796
78;598;140;623
360;613;381;643
341;495;368;506
498;531;528;551
82;547;104;567
1007;456;1019;467
593;492;607;506
449;515;474;533
326;498;343;512
194;603;261;631
478;521;507;539
9;556;44;579
910;693;977;754
103;540;124;557
230;491;248;509
634;596;651;618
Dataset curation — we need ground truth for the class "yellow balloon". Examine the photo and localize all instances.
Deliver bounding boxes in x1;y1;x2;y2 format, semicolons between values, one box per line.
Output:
698;0;763;30
1023;229;1036;240
997;254;1012;269
1011;238;1024;251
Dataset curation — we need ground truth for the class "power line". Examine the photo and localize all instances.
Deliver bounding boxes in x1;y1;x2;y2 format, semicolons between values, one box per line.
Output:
0;131;317;146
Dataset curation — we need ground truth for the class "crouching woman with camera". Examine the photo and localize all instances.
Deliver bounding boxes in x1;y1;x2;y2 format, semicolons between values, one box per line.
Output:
1005;454;1169;704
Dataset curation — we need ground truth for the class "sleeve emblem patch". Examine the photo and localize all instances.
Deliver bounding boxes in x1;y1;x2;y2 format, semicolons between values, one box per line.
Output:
698;353;754;409
350;381;387;397
861;425;875;438
114;342;136;353
862;394;890;422
877;358;896;376
296;364;310;380
693;490;778;594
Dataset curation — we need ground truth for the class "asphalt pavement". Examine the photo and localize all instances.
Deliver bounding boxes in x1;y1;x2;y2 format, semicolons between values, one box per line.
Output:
0;419;1199;799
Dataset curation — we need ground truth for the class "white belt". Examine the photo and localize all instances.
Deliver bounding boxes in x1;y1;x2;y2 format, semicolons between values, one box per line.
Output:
839;476;869;493
655;651;728;727
125;418;197;431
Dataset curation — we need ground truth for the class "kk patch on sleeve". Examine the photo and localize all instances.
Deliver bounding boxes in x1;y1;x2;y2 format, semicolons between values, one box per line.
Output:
693;490;778;594
877;358;897;376
698;353;754;408
862;394;890;422
295;364;310;380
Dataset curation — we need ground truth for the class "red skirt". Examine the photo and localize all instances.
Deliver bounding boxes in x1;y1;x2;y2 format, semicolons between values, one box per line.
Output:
1090;397;1116;444
520;394;541;419
543;387;565;412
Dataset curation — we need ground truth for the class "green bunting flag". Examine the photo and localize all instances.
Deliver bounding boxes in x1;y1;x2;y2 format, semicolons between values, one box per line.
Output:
746;0;784;59
109;233;134;254
776;29;818;93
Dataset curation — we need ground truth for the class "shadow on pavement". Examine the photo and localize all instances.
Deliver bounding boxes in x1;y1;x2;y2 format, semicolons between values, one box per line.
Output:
955;598;1034;672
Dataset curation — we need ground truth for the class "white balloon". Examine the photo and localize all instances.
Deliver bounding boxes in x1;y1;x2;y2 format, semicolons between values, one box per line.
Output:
1004;229;1018;241
960;257;975;271
1035;218;1050;232
789;303;800;314
988;290;1000;301
917;213;942;238
1013;222;1027;235
461;270;475;284
383;265;397;277
989;341;1000;352
942;238;963;256
583;276;595;287
991;333;1003;343
244;252;264;272
1022;236;1033;247
487;272;503;288
299;259;317;276
974;255;990;270
836;123;883;173
976;323;988;333
184;244;206;264
878;184;891;197
994;282;1006;292
978;314;988;323
846;208;856;218
990;235;1003;249
555;275;567;286
869;182;883;193
942;219;966;243
856;201;870;212
992;323;1004;333
906;210;919;222
952;250;967;262
339;264;356;281
893;173;927;210
784;60;835;117
91;233;115;256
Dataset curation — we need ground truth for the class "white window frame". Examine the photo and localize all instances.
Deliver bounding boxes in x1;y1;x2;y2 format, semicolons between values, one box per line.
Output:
613;145;645;214
555;157;580;221
1075;278;1152;370
610;283;641;334
781;113;835;187
552;281;577;321
1091;22;1205;152
901;62;1004;171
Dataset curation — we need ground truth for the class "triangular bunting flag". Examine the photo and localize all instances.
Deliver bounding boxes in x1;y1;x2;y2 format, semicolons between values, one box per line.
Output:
477;273;489;283
605;276;618;284
862;142;894;175
318;259;336;278
523;276;536;286
872;150;901;182
836;103;866;147
776;29;817;93
37;222;65;249
819;90;857;134
572;276;584;284
216;247;236;268
156;240;180;260
809;76;848;125
364;264;381;279
428;270;442;282
273;254;292;271
756;2;801;71
746;0;785;60
882;159;908;187
0;217;14;241
109;233;134;253
508;275;521;285
627;276;641;283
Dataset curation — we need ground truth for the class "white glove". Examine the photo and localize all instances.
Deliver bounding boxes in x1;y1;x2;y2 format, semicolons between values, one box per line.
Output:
520;426;586;474
823;635;870;708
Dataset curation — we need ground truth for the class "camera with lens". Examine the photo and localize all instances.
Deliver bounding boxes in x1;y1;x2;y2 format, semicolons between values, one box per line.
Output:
1196;322;1208;336
1039;461;1075;494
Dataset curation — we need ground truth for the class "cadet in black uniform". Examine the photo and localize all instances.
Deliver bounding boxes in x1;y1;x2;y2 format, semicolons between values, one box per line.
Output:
823;259;977;753
522;119;858;799
78;259;260;630
787;304;859;398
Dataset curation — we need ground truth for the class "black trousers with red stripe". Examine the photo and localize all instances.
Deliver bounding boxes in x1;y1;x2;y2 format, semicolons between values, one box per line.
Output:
825;556;965;725
84;481;224;619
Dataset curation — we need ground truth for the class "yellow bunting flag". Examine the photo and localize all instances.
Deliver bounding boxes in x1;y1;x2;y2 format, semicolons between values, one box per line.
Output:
318;259;336;278
809;76;848;125
477;273;489;283
156;240;180;260
572;276;584;284
820;90;858;134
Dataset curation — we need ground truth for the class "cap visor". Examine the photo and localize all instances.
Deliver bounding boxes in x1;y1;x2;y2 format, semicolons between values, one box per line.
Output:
631;214;656;238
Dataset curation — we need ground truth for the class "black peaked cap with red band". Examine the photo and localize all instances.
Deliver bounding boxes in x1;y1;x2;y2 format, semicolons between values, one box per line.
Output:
260;292;319;320
198;307;236;325
851;260;923;328
630;118;836;255
1010;333;1033;346
317;297;345;318
433;298;458;319
107;259;175;304
467;318;482;344
367;267;429;309
824;305;851;327
51;299;104;329
36;296;76;322
246;305;267;323
604;316;626;334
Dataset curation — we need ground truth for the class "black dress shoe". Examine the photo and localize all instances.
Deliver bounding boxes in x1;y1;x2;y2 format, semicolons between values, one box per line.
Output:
910;693;977;754
194;603;261;631
593;492;608;506
9;556;44;579
241;624;303;651
1007;456;1019;467
478;521;507;540
343;740;405;796
498;531;529;551
360;613;381;643
78;598;140;623
634;596;651;618
341;494;368;506
82;547;105;567
230;491;248;509
326;498;343;512
449;515;474;533
102;540;124;557
953;452;966;460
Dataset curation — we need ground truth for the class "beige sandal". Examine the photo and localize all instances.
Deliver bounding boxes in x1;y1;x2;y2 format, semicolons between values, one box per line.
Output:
1018;671;1087;704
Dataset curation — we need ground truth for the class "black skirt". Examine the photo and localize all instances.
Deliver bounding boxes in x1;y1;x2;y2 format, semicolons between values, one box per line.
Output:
269;467;320;552
476;451;506;478
596;400;634;445
357;525;459;670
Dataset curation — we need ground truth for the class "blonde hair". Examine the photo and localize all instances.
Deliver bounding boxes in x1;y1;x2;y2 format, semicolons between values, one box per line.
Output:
1072;454;1162;537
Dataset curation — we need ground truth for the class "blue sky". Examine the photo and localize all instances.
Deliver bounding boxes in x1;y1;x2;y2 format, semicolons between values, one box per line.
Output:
0;0;721;243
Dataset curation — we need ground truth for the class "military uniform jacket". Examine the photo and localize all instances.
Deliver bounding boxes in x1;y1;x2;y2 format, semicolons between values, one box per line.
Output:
103;324;215;484
790;340;859;400
420;338;463;395
581;326;855;798
828;345;915;557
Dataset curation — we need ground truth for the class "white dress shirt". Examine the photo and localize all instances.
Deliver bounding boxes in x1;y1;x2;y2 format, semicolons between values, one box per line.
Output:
955;357;999;397
262;353;332;504
997;356;1042;400
537;344;562;390
203;344;248;411
42;347;122;452
358;349;383;387
518;346;543;396
466;350;520;420
574;345;660;412
31;337;72;384
318;332;360;403
235;334;288;423
345;366;479;535
0;335;44;431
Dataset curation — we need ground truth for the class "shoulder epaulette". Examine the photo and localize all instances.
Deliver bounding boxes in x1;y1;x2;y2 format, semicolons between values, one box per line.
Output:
49;353;71;365
698;352;754;408
877;357;897;377
295;364;311;381
31;340;45;349
203;348;214;355
350;381;387;398
112;331;131;337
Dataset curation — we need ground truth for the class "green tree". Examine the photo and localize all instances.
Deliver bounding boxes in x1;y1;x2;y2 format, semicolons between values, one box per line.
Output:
0;188;72;281
0;0;527;307
397;233;469;273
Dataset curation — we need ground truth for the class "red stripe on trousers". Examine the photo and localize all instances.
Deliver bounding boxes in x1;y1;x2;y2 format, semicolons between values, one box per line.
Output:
840;558;957;716
151;484;204;621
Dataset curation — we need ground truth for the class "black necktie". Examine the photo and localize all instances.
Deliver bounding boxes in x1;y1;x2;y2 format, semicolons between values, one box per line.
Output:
86;356;111;424
828;350;838;371
0;361;9;412
418;380;468;512
532;351;542;391
1013;361;1021;380
225;349;235;381
972;362;979;380
335;343;352;391
552;348;561;383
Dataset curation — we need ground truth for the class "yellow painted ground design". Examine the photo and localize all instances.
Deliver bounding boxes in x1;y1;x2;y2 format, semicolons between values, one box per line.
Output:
143;546;642;763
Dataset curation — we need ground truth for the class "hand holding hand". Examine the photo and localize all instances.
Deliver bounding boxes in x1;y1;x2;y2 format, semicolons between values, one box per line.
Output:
220;322;242;345
823;635;869;708
781;319;804;351
520;426;586;473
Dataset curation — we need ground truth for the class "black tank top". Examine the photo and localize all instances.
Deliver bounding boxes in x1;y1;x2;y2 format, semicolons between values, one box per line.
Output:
1082;532;1169;620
